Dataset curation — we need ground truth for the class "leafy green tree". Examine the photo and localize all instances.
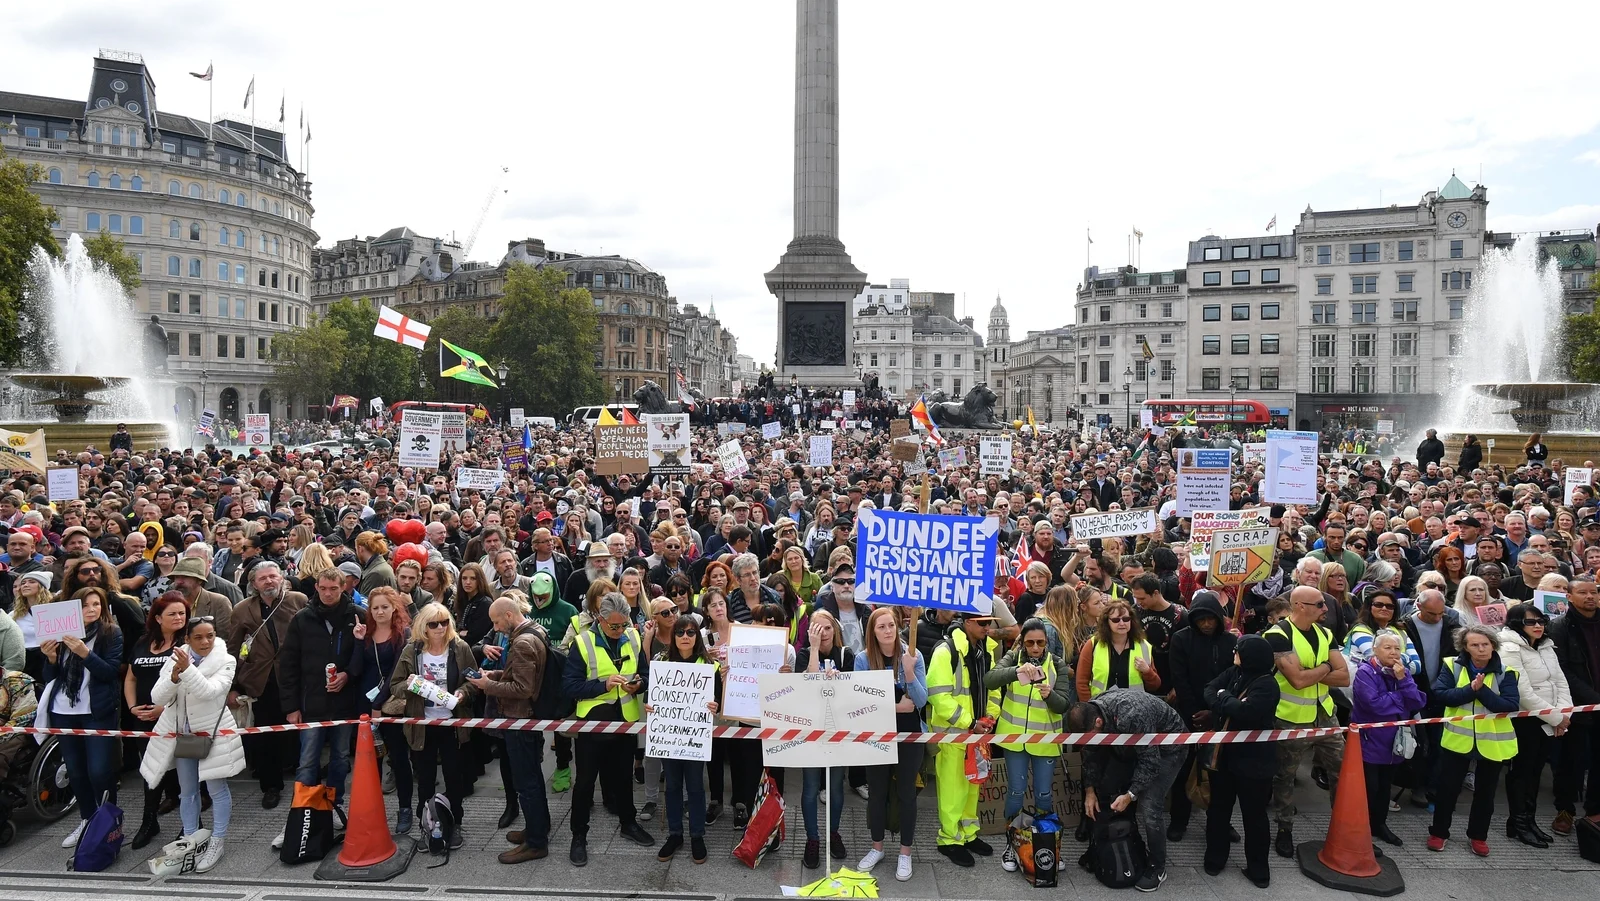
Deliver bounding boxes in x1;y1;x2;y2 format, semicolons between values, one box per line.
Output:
321;298;422;404
271;316;347;413
488;264;603;416
0;153;61;364
83;230;142;296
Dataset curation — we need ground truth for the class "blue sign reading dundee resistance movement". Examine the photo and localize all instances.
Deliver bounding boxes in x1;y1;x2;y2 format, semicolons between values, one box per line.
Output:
854;508;999;615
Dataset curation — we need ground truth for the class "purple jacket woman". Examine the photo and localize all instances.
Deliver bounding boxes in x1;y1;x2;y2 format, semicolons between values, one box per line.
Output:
1352;657;1426;765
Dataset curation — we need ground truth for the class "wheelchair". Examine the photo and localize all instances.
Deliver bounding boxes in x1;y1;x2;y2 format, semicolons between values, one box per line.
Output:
0;734;76;845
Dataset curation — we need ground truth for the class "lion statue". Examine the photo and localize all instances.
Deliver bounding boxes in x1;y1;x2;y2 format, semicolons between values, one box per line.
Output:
633;380;699;415
927;383;1002;430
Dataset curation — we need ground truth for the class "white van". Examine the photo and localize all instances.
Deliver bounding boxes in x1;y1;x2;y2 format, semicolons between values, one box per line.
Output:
569;403;638;428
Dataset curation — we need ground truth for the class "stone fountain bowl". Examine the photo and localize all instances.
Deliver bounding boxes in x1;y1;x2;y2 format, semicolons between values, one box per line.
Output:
1470;382;1600;404
7;373;131;395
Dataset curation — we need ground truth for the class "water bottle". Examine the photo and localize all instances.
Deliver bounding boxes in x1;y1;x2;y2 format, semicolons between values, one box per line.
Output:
431;822;442;844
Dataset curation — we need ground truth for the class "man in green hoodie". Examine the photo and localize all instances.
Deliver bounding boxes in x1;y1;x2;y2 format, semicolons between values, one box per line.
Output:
524;571;577;792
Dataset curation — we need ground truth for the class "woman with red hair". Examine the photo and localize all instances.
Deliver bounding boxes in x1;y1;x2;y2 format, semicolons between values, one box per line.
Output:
359;587;415;834
123;591;191;848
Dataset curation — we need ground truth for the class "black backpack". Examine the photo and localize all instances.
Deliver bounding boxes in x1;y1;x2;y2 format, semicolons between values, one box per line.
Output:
529;628;574;720
421;792;456;867
1090;812;1146;889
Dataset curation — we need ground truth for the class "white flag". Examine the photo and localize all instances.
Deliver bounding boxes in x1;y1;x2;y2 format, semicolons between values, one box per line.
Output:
374;305;430;349
190;64;212;82
242;77;254;108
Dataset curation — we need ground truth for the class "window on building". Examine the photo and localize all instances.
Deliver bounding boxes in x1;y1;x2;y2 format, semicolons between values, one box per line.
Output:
270;303;279;322
1392;300;1419;321
188;184;202;199
1352;302;1377;323
1450;240;1464;259
1261;303;1280;320
1449;333;1462;355
933;353;943;368
1449;297;1464;319
47;168;62;184
1260;366;1280;390
189;222;200;241
109;174;121;189
1261;334;1280;354
1203;271;1222;286
1230;245;1251;260
1099;306;1111;322
1314;276;1331;295
1397;273;1414;292
1136;303;1147;318
1317;245;1332;265
952;353;961;367
1352;365;1375;393
1350;242;1380;263
1445;271;1472;291
1231;304;1250;320
1202;336;1221;355
216;335;228;357
1351;275;1377;293
270;272;278;289
167;256;180;276
167;291;180;313
1231;334;1250;354
217;295;229;317
234;297;246;318
1352;333;1376;357
188;294;201;315
1098;334;1111;347
1202;368;1221;390
1312;366;1335;393
1080;361;1089;383
186;333;200;357
129;215;143;235
85;212;101;231
869;330;877;340
1161;302;1173;318
1134;360;1147;380
1312;333;1335;357
1230;368;1250;389
1397;240;1414;261
257;301;266;321
1080;308;1089;323
188;258;201;278
1202;305;1221;321
1393;331;1418;356
1160;359;1174;381
235;230;246;248
1393;365;1418;394
888;353;897;367
86;171;101;188
1203;247;1223;261
1232;270;1250;286
1098;360;1111;383
234;336;245;359
914;354;923;368
1312;303;1337;324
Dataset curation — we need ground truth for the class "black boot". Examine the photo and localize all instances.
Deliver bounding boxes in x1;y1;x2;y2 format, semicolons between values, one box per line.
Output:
1075;815;1093;842
1511;815;1549;849
130;817;160;850
498;801;520;830
1529;816;1554;844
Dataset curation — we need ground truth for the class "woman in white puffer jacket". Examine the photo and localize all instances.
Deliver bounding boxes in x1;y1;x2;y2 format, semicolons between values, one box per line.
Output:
1497;603;1571;849
139;618;246;872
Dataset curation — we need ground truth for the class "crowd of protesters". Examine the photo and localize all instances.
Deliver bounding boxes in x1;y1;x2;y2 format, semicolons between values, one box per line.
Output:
0;400;1593;890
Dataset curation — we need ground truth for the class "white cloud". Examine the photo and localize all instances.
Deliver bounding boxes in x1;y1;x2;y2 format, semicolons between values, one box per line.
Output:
1578;150;1600;167
7;0;1599;365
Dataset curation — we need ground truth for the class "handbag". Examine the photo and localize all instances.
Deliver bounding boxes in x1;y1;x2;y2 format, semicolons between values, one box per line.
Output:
1391;724;1417;760
174;699;227;760
231;696;255;730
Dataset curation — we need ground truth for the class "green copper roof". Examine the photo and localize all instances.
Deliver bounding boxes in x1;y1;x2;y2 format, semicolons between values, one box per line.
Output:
1440;174;1471;200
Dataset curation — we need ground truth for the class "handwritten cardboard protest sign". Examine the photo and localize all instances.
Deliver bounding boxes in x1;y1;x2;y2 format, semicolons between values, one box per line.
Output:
1070;507;1157;541
645;661;717;761
759;670;897;768
722;624;789;723
33;599;85;643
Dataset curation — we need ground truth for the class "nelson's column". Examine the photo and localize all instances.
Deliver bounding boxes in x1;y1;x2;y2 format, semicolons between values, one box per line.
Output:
765;0;868;388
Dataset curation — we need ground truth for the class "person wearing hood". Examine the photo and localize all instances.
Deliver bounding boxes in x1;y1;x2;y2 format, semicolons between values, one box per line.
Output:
1200;635;1280;889
1428;623;1520;856
1352;630;1426;846
1166;590;1237;842
1497;603;1570;848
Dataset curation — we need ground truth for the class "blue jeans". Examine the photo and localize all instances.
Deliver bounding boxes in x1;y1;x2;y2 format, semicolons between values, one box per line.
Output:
503;731;551;849
663;758;706;837
296;724;354;806
54;713;118;820
1002;750;1056;821
176;757;233;838
802;767;845;840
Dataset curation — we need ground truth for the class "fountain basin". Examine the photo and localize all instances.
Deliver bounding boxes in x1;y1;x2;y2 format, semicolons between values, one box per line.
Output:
5;374;170;454
0;421;173;456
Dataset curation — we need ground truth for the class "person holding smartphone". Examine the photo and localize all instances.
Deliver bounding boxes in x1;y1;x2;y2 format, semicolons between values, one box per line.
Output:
984;618;1073;873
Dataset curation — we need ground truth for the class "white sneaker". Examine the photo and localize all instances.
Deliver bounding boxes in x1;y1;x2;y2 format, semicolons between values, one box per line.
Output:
858;848;884;871
1464;772;1476;792
1001;845;1019;872
62;820;85;848
195;837;225;873
382;767;396;795
270;830;285;850
853;785;870;801
896;853;913;882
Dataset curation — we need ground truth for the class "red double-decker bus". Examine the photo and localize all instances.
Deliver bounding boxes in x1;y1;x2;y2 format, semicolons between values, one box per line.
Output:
1143;398;1270;426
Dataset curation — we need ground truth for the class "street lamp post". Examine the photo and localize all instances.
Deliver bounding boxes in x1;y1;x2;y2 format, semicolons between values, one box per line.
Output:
1123;365;1133;429
1229;382;1237;433
614;378;623;406
495;360;510;423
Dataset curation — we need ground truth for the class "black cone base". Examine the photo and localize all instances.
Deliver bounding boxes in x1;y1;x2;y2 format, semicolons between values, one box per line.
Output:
1296;840;1405;897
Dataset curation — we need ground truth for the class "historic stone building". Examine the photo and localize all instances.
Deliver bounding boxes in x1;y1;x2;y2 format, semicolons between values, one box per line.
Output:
1073;265;1188;428
1185;233;1297;428
310;227;462;319
668;299;739;398
1;50;318;422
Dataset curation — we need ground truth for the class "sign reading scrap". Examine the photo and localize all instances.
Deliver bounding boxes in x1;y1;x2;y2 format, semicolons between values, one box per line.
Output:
594;423;648;475
854;508;998;614
1206;526;1278;587
1188;507;1270;571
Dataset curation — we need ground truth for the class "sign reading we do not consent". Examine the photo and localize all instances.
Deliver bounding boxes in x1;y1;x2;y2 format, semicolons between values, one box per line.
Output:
644;661;717;762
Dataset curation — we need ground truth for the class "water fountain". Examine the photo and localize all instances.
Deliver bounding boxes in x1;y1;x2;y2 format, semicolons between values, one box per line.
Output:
1;235;174;455
1444;233;1600;463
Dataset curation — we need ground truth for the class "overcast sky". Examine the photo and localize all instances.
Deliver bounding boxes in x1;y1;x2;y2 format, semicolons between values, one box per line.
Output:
10;1;1600;365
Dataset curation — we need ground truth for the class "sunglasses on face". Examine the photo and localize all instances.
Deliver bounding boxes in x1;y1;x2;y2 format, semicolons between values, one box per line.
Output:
188;616;215;627
831;577;852;585
426;620;448;630
1369;602;1395;610
674;628;698;637
1107;616;1131;624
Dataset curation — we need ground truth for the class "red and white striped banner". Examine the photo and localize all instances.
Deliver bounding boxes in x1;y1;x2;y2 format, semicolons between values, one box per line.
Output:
5;702;1596;746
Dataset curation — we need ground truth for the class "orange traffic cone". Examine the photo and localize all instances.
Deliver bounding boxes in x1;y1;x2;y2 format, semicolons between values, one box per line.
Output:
1296;727;1404;896
316;715;416;881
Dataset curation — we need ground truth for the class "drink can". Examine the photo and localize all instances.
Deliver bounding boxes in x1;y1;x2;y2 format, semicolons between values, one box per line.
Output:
325;663;338;689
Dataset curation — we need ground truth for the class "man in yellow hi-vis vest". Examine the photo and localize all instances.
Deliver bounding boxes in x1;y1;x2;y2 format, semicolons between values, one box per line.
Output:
563;593;654;866
1267;585;1350;858
925;613;1000;868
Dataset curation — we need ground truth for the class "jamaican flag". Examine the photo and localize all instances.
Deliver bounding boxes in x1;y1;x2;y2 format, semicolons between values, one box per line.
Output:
440;339;497;387
1176;408;1198;428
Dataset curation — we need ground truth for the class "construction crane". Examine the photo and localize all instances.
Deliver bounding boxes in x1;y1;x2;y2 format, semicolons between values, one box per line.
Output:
460;166;509;260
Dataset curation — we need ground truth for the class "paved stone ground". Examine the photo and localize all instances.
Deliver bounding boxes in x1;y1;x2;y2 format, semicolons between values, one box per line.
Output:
0;745;1593;900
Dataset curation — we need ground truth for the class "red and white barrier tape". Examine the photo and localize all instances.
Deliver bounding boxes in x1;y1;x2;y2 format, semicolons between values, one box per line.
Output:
4;702;1597;746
